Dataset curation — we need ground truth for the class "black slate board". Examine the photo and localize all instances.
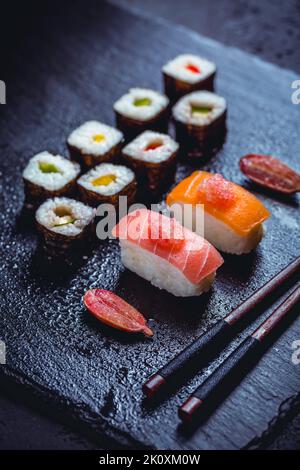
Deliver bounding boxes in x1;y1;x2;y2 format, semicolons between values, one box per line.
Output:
0;0;300;450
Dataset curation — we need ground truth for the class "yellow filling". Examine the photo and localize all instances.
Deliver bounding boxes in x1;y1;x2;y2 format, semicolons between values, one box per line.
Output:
92;134;106;143
92;174;117;187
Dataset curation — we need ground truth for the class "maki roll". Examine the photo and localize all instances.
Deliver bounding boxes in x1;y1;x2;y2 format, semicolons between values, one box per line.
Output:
77;163;137;207
23;151;80;208
67;121;123;168
112;209;223;297
172;91;226;157
113;88;169;140
36;197;95;259
167;171;270;255
122;131;179;197
162;54;216;101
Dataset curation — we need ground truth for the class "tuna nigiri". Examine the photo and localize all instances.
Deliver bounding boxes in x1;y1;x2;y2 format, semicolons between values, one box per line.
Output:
167;172;270;255
112;209;223;297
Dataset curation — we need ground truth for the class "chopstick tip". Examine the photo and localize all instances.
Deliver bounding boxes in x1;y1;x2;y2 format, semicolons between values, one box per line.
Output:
178;396;203;422
143;374;166;399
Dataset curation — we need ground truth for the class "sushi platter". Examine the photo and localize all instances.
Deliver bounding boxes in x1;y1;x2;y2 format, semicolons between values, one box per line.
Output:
0;1;300;450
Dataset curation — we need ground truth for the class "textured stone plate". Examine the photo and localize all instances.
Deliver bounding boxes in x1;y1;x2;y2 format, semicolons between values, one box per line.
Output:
0;0;299;450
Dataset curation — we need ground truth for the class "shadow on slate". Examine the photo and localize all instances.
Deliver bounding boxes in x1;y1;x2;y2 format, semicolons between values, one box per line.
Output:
0;0;300;450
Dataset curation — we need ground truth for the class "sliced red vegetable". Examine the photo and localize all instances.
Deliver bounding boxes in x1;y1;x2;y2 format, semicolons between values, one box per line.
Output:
240;154;300;194
186;63;201;74
83;289;153;337
145;141;163;151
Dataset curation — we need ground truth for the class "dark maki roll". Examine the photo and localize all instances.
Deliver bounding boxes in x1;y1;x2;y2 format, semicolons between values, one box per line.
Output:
172;91;227;158
121;130;179;197
77;163;137;207
67;121;124;168
35;197;95;259
113;88;169;141
22;151;80;209
162;54;216;101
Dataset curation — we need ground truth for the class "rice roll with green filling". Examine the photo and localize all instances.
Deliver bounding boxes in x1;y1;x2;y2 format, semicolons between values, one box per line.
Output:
77;163;136;207
67;121;123;168
113;88;169;140
36;197;95;258
172;91;226;157
121;130;179;197
162;54;216;101
22;151;80;208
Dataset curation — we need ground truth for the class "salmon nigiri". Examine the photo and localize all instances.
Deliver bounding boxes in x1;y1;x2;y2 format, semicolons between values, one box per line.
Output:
112;209;223;297
167;171;270;255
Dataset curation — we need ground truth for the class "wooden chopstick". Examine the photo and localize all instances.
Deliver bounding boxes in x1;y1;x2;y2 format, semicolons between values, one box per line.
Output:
143;256;300;399
179;282;300;422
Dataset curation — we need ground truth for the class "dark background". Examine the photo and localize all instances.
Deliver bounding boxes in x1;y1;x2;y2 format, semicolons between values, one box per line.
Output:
0;0;299;450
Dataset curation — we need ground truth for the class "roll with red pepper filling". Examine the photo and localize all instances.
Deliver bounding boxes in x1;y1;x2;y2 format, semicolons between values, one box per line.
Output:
162;54;216;101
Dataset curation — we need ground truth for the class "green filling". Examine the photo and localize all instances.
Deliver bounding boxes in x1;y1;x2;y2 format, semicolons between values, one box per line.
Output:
39;161;61;173
53;215;75;227
134;97;152;107
191;105;212;116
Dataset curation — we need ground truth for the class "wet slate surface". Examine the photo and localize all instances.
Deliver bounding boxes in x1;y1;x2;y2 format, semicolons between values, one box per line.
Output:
0;0;300;450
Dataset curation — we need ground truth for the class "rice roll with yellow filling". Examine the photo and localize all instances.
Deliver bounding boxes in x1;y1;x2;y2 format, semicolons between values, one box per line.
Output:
122;131;179;197
162;54;216;101
172;91;226;157
77;163;136;207
22;151;80;208
36;197;95;258
67;121;123;168
114;88;169;140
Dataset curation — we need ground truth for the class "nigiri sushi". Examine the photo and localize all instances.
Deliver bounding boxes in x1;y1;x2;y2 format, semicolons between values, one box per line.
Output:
162;54;216;101
112;209;223;297
167;172;270;255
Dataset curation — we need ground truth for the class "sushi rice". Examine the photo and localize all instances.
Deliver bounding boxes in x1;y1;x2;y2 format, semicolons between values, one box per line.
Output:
67;121;123;157
172;91;226;127
36;197;95;237
78;163;135;197
122;130;179;164
163;54;216;84
23;151;80;191
114;88;169;121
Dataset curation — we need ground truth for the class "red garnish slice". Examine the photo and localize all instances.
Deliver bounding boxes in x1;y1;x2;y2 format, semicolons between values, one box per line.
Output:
148;214;184;251
240;154;300;194
145;142;163;151
198;174;235;208
83;289;153;337
186;63;201;74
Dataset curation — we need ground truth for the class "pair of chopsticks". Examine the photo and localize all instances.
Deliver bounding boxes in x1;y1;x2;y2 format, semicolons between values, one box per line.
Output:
143;257;300;422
